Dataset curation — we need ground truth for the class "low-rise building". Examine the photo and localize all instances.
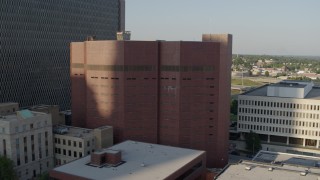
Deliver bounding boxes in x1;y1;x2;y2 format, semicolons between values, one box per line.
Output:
0;103;54;180
53;125;113;166
236;80;320;156
50;140;206;180
28;105;65;125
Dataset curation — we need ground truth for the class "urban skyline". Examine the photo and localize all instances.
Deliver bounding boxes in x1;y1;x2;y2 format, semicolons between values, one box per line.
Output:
2;0;320;179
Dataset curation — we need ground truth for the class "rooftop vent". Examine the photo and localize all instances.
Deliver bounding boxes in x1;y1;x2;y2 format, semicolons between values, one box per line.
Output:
268;167;273;171
86;36;96;41
300;172;307;176
300;170;309;176
53;127;68;134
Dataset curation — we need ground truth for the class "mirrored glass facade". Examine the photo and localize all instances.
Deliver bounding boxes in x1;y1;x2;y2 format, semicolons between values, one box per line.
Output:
0;0;121;110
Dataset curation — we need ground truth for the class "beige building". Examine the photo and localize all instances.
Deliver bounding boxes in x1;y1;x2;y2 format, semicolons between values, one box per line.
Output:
0;103;54;180
53;125;113;166
29;105;66;125
237;80;320;156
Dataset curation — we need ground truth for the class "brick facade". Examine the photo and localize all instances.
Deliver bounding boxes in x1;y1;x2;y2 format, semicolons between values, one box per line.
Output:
71;35;232;168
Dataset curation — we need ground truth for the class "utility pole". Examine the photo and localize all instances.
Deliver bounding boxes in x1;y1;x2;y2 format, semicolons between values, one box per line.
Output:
242;68;244;87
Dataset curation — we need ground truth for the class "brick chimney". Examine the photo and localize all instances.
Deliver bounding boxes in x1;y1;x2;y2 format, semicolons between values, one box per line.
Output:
91;149;121;166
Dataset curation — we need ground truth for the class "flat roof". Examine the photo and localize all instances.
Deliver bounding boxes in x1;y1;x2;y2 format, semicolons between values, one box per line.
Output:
253;151;320;167
242;85;320;100
216;151;320;180
0;102;18;107
216;160;320;180
0;111;47;122
53;125;94;139
52;140;205;180
29;104;59;110
270;82;306;88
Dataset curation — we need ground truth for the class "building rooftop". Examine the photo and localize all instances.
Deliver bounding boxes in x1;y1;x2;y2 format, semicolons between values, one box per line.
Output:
270;82;306;88
216;151;320;180
53;125;97;139
51;140;205;180
28;104;59;110
216;160;320;180
242;84;320;100
0;110;47;122
0;102;18;108
253;151;320;167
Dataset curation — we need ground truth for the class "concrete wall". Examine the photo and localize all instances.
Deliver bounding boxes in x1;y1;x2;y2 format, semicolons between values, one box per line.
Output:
30;105;65;125
267;86;305;98
231;140;320;156
93;126;113;149
0;103;19;116
238;95;320;140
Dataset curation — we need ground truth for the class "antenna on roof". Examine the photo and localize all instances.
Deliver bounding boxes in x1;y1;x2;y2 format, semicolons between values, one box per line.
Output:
86;36;96;41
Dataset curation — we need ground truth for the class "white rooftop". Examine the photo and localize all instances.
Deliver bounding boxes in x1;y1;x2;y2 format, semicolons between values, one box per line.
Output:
52;140;205;180
216;160;320;180
253;151;320;167
216;151;320;180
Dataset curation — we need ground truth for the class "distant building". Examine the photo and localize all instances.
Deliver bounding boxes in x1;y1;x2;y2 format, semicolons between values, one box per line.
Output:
70;34;232;168
53;125;113;166
28;105;65;125
59;110;72;126
237;80;320;156
232;71;249;77
215;151;320;180
299;73;320;80
0;103;54;180
50;140;206;180
117;31;131;40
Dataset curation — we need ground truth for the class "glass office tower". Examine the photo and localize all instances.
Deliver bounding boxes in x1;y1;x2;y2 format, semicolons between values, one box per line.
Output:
0;0;123;110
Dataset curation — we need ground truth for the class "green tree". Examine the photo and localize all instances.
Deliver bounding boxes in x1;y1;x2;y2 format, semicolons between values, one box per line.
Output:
265;71;269;77
0;155;16;180
230;100;238;115
37;172;49;180
230;113;237;122
245;131;261;154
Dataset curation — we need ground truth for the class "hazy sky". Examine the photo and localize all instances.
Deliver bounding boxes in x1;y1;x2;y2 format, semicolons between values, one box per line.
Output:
126;0;320;56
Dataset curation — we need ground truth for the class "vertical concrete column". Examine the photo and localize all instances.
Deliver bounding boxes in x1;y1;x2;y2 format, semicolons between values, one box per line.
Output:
317;140;319;148
240;133;245;140
303;138;306;147
267;135;270;143
286;137;289;145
